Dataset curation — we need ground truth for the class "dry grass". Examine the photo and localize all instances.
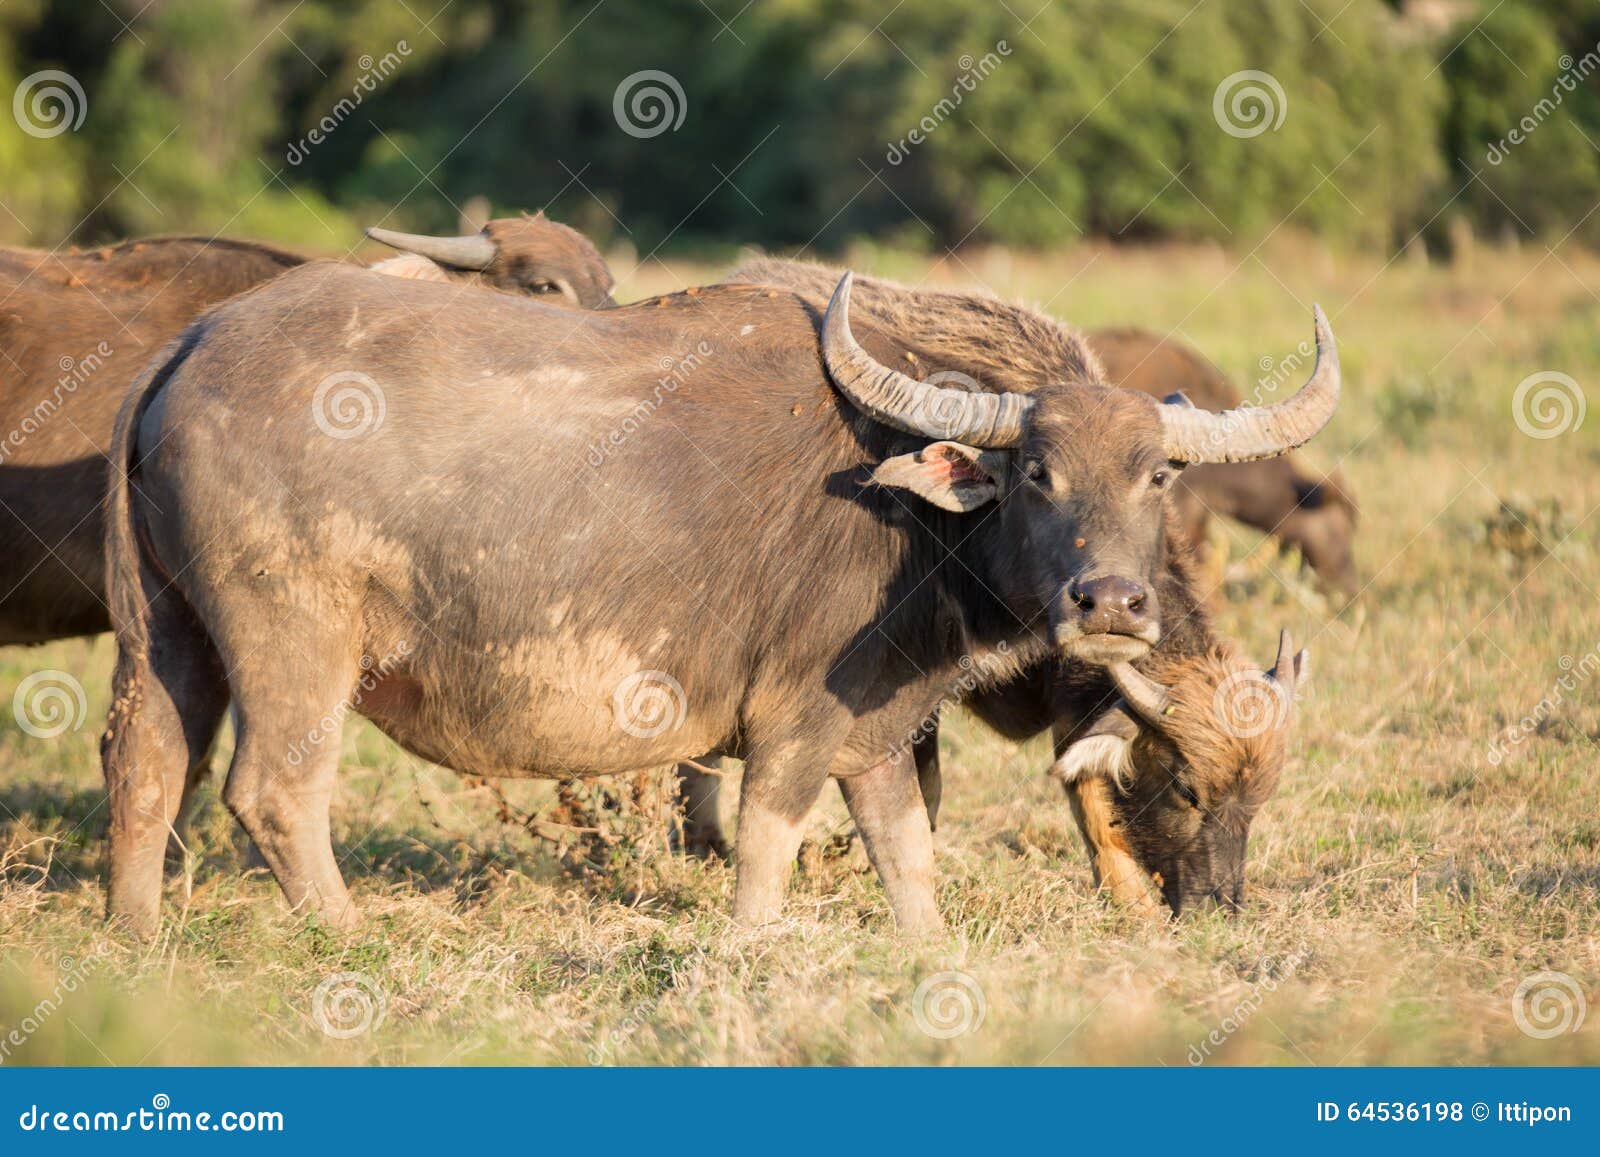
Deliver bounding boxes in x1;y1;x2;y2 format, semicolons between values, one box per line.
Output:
2;238;1597;1066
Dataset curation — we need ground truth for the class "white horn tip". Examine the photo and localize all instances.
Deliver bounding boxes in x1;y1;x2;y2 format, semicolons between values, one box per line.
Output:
1312;304;1335;346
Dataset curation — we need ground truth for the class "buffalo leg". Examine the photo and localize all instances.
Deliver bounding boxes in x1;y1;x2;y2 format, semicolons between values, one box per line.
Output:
220;650;359;929
731;749;829;926
103;568;229;936
674;756;730;859
838;754;944;933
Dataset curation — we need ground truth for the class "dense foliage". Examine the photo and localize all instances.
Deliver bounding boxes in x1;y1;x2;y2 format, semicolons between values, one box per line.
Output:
0;0;1594;253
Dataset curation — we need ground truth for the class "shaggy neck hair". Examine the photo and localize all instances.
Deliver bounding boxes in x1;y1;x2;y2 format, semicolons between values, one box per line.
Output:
727;257;1106;393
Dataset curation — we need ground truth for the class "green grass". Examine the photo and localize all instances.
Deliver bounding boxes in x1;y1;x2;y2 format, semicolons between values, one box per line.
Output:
2;238;1597;1065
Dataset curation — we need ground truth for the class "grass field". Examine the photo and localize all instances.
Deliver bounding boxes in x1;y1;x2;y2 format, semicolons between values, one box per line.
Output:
2;237;1597;1066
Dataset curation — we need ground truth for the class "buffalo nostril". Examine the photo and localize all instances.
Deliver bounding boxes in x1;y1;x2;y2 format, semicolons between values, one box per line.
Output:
1073;576;1147;617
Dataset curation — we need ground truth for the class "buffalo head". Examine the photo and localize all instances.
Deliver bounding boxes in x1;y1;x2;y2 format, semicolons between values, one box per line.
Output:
365;211;615;307
1056;631;1307;915
822;272;1340;664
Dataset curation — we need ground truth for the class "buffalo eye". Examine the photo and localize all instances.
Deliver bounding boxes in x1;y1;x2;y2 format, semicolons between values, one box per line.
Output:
1174;779;1200;808
1151;469;1171;490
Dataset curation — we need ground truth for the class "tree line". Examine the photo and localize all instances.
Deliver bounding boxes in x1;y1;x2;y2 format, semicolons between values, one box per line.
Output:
1;0;1596;255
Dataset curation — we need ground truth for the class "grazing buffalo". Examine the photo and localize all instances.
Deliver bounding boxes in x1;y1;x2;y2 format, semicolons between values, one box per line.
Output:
102;259;1337;936
0;214;611;646
679;511;1309;918
950;532;1308;918
1089;327;1359;596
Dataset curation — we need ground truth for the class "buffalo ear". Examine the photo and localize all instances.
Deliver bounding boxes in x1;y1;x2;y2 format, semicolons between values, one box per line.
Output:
871;441;1004;513
1051;705;1139;786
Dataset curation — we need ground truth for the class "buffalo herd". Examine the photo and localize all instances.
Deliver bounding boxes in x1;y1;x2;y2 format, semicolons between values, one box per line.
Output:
0;213;1350;936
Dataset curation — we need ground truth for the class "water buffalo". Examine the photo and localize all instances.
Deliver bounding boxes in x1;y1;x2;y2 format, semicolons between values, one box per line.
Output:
101;254;1336;936
1089;327;1359;596
0;214;612;646
669;261;1315;915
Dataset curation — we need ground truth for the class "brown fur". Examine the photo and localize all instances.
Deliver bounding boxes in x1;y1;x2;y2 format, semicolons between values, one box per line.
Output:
730;260;1358;594
0;217;613;646
730;257;1104;392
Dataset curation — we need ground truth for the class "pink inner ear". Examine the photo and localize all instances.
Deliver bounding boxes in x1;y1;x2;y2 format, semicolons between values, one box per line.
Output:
926;446;982;485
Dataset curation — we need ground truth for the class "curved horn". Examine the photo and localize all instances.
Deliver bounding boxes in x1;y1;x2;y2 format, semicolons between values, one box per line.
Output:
821;272;1035;448
1159;305;1340;463
365;226;496;271
1108;661;1173;731
1267;628;1309;699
